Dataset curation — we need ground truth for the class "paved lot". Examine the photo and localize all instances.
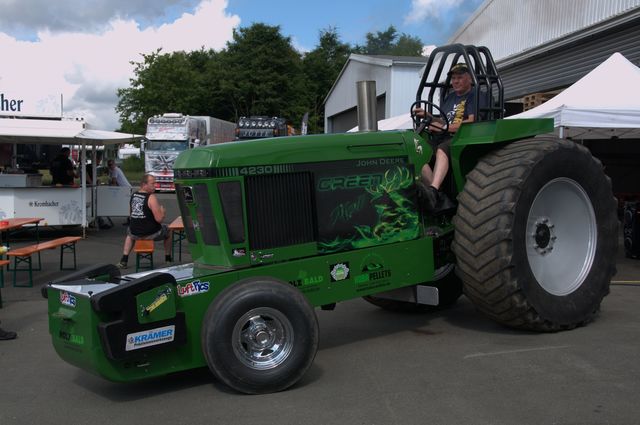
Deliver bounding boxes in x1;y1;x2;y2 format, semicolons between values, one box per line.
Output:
1;193;639;425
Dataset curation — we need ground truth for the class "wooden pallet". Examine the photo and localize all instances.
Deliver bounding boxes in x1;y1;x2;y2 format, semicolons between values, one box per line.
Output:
523;92;555;111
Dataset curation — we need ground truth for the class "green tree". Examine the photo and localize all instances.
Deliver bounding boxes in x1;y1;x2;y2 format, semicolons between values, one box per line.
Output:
354;25;423;56
302;27;352;134
217;23;306;123
116;48;215;134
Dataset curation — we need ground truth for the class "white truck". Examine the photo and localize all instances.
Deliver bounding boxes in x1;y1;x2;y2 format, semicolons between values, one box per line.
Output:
142;113;235;191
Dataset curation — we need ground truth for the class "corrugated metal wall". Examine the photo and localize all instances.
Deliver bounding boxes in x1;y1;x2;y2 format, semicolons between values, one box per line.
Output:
389;66;424;117
450;0;640;61
501;16;640;99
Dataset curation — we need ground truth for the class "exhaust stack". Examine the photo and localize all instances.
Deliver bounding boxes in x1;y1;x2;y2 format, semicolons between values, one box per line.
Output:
356;81;378;132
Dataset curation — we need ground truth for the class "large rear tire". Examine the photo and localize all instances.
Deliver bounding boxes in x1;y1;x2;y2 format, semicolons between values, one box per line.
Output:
453;137;617;331
201;278;318;394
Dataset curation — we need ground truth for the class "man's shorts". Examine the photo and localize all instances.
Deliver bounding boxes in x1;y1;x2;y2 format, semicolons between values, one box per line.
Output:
434;135;452;157
128;224;170;241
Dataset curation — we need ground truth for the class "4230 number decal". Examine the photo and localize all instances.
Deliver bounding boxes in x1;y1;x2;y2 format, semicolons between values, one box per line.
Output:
238;164;293;175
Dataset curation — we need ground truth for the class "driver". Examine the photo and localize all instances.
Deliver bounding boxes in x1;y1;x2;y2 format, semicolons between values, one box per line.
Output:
415;62;477;213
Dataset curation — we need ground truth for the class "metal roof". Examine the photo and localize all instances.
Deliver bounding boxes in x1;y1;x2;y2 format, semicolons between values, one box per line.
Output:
449;0;640;62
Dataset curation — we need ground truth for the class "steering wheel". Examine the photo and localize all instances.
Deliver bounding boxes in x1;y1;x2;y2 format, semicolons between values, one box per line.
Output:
410;100;450;135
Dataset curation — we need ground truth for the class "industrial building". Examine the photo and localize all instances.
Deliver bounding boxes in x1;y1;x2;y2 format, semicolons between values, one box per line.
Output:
323;55;427;133
325;0;640;130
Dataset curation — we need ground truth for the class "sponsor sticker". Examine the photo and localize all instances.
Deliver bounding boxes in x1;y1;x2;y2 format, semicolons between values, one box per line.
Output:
125;325;175;351
355;254;392;290
176;280;210;297
289;274;324;288
59;330;84;345
60;291;76;308
329;262;350;282
232;248;247;257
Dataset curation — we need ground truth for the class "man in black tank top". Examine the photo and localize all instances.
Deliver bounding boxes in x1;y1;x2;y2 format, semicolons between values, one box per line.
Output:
117;174;171;269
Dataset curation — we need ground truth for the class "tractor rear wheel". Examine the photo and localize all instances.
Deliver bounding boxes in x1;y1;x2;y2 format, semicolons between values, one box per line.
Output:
201;278;318;394
453;137;617;331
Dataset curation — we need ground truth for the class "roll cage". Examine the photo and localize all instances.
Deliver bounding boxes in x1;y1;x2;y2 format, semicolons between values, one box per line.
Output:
416;44;504;122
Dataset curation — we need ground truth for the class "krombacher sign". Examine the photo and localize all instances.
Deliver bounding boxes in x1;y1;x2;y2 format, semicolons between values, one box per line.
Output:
0;90;62;118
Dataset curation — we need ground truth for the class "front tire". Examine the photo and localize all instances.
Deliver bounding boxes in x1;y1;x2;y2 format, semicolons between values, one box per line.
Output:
453;137;617;331
201;277;318;394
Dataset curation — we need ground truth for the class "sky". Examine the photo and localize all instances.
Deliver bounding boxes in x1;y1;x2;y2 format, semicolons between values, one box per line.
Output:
0;0;483;131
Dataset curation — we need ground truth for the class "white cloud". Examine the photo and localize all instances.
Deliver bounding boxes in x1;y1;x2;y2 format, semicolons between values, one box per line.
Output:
0;0;240;130
404;0;464;24
0;0;203;36
291;36;311;54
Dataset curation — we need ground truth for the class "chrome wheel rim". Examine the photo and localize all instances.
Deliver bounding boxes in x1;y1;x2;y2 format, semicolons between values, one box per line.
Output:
526;177;597;296
232;307;294;370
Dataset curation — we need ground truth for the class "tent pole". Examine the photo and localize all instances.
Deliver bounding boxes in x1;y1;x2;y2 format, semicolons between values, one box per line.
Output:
11;143;17;169
91;143;97;233
81;142;87;238
559;126;564;139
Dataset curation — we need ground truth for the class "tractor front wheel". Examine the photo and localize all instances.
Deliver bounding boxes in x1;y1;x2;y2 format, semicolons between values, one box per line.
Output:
453;137;617;331
201;278;318;394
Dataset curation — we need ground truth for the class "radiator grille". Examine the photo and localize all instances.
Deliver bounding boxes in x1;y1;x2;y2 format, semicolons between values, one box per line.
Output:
245;173;315;249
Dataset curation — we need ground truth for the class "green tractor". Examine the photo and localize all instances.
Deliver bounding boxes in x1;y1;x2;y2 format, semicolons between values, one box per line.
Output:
44;45;617;394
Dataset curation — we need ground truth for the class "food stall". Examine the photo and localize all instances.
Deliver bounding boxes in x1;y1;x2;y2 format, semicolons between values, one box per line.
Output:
0;107;140;231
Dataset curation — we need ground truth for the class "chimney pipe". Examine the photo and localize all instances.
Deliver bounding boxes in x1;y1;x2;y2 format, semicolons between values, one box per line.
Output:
356;81;377;132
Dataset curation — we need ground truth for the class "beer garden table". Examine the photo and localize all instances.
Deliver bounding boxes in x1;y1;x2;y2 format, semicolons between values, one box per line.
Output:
168;216;185;262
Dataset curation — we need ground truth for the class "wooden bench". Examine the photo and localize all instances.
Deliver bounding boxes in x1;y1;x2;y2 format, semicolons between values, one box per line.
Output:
134;239;155;272
7;236;82;287
0;259;9;308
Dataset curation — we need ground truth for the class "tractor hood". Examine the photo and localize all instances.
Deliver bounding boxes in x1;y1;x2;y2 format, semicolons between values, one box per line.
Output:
173;130;413;170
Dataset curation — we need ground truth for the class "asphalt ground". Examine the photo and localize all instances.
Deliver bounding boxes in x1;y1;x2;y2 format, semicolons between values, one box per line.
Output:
1;193;639;425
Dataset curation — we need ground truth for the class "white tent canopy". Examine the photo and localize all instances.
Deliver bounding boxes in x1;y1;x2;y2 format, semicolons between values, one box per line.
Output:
0;118;140;145
348;113;413;132
0;117;142;233
507;52;640;139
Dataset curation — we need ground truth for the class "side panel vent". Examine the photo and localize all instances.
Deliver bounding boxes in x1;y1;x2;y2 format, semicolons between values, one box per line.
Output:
175;184;198;244
218;181;245;244
246;173;315;250
194;183;220;246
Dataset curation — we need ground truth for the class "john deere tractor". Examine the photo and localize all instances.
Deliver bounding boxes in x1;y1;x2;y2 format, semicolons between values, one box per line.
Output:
44;45;617;394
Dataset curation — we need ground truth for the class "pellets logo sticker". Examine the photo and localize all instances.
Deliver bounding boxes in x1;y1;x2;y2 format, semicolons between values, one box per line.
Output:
126;325;175;351
59;331;84;346
329;262;350;282
59;291;76;308
177;280;210;297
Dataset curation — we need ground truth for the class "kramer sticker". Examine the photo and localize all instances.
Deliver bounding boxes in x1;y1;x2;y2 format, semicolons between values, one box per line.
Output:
177;280;210;297
329;262;350;282
126;325;175;351
59;291;77;307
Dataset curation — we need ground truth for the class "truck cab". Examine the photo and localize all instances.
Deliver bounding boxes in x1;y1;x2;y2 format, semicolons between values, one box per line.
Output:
142;113;207;191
